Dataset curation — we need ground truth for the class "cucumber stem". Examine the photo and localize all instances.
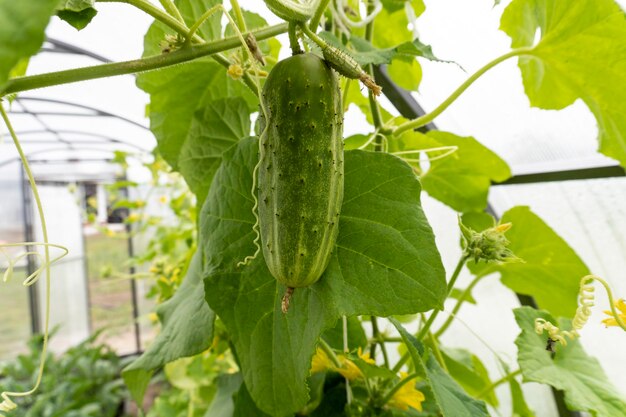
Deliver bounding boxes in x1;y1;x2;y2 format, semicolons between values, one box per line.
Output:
282;287;295;313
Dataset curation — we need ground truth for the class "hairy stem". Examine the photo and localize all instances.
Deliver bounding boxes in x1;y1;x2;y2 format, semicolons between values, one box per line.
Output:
435;274;488;338
393;255;468;372
476;369;522;399
309;0;331;30
158;0;184;22
319;338;343;369
2;23;288;96
392;47;534;136
288;22;303;55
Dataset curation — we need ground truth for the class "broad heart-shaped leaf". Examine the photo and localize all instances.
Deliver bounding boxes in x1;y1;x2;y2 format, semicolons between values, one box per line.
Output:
514;307;626;416
56;0;98;30
179;99;251;206
469;206;589;318
201;138;445;416
501;0;626;167
392;130;511;212
122;252;215;406
0;0;58;90
389;318;489;417
137;0;256;170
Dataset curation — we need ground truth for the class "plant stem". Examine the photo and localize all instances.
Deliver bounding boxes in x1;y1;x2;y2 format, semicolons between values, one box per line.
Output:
370;316;390;368
1;23;288;96
393;255;468;372
319;338;343;369
158;0;184;22
309;0;331;30
476;369;522;399
288;22;303;55
435;274;487;338
425;329;448;372
230;0;247;32
392;47;534;136
416;255;468;340
380;372;419;406
97;0;203;43
586;275;626;332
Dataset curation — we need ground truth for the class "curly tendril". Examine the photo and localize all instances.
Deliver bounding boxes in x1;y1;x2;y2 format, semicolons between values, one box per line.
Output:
0;103;69;416
534;275;626;348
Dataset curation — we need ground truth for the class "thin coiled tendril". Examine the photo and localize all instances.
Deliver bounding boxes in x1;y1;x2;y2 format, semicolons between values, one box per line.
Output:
535;275;626;347
0;103;69;416
184;5;266;267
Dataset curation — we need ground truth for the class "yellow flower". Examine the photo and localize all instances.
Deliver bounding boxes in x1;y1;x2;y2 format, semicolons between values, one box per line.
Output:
310;348;333;374
337;357;363;381
602;298;626;327
357;347;375;365
159;195;168;204
388;372;425;412
227;64;244;80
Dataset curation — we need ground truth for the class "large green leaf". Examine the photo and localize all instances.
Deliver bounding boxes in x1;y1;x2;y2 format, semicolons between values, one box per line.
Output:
0;0;58;90
123;253;215;406
501;0;626;166
179;99;251;205
469;206;589;317
389;318;489;417
201;138;445;416
393;130;510;212
137;0;256;170
514;307;626;416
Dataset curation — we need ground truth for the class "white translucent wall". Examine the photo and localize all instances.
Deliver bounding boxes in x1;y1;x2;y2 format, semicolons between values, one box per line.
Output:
32;184;90;353
0;162;32;359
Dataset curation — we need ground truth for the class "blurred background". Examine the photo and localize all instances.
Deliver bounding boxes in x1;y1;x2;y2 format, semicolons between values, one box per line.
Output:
0;1;624;416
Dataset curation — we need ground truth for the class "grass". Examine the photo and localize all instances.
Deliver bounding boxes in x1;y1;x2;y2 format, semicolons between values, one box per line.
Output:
85;233;138;353
0;269;32;359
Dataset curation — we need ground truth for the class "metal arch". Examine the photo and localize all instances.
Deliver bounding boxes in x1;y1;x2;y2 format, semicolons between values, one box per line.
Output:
12;97;149;131
0;146;138;169
0;129;149;151
44;37;112;63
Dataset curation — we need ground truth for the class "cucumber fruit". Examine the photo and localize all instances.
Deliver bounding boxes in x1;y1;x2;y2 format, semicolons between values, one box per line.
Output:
258;53;344;311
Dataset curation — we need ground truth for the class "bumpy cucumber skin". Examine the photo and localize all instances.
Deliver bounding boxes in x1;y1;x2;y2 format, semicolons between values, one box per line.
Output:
259;53;344;288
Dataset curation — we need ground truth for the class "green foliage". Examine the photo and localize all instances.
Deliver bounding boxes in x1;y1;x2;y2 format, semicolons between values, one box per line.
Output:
0;0;58;89
390;319;489;417
440;348;498;407
137;0;256;170
0;333;128;417
179;97;251;206
393;130;511;212
123;252;215;406
201;138;445;415
3;1;626;416
56;0;98;30
514;307;626;416
501;0;626;167
469;206;589;317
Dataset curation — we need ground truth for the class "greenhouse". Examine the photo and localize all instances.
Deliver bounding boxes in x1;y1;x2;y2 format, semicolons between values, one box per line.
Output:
0;1;625;416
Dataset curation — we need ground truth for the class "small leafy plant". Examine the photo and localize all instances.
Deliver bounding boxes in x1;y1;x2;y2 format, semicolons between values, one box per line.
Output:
0;332;129;417
1;0;626;417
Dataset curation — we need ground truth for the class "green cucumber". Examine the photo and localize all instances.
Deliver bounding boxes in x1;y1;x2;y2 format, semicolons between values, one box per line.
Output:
258;53;344;309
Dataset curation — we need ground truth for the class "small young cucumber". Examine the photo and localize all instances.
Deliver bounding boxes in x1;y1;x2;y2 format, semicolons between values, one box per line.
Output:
259;53;344;307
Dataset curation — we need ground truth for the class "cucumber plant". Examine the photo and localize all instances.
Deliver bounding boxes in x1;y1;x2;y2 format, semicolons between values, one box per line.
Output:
1;1;626;417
